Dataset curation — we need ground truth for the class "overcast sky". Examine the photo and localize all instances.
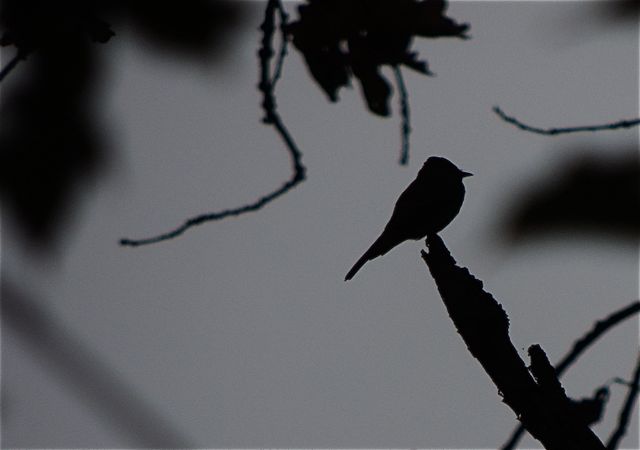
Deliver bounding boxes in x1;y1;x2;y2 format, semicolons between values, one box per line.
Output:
3;1;639;448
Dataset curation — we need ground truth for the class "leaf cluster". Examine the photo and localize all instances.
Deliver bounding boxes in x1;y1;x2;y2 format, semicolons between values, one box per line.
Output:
286;0;468;116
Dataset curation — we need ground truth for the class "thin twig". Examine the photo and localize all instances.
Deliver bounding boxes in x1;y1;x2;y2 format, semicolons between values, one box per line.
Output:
502;300;640;450
493;106;640;136
120;0;304;247
393;66;411;165
606;352;640;450
271;4;289;88
611;377;639;388
554;302;640;375
0;49;27;83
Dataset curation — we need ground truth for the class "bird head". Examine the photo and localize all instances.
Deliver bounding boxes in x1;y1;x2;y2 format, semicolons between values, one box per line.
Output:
421;156;473;179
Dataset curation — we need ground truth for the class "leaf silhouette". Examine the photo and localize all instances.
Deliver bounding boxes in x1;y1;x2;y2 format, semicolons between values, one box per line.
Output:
286;0;468;116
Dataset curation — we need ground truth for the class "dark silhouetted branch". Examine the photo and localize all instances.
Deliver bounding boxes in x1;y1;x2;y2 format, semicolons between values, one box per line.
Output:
120;0;305;247
421;234;605;450
493;106;640;136
0;49;27;82
529;344;565;395
502;300;640;450
607;352;640;450
569;386;610;428
611;376;639;388
393;66;411;165
555;302;640;374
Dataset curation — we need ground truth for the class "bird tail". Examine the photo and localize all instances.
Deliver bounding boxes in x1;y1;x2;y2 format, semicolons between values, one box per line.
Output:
345;234;394;281
345;252;370;281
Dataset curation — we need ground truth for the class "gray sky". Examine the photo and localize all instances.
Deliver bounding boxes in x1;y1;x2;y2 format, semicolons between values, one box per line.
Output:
2;1;639;448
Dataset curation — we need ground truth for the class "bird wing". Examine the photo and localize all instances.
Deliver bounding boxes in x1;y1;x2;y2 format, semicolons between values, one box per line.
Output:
385;181;437;239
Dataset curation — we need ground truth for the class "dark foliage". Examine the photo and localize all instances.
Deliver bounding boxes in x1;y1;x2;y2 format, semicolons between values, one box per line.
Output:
0;0;245;58
109;1;244;60
595;0;640;26
0;0;115;51
0;0;246;250
286;0;469;116
0;38;103;244
505;150;640;243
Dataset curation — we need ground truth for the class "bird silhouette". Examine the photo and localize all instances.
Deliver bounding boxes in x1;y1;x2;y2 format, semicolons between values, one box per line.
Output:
345;156;472;281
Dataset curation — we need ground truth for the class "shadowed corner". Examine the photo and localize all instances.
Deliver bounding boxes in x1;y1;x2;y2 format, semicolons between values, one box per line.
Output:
501;146;640;245
1;279;195;448
0;1;250;255
592;0;640;26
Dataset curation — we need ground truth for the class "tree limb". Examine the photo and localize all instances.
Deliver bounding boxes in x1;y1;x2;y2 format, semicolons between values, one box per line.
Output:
421;234;605;450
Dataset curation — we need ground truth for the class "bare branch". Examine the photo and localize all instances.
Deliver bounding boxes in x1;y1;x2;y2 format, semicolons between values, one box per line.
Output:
393;66;411;165
422;235;605;450
607;352;640;450
555;302;640;375
493;106;640;136
611;377;639;388
502;300;640;450
120;0;305;247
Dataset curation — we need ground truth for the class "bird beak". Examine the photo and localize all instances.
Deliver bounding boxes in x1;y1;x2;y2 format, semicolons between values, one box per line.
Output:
461;171;473;178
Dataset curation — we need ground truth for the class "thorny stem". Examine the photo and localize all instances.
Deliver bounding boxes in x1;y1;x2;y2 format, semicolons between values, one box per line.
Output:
393;66;411;165
120;0;305;247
